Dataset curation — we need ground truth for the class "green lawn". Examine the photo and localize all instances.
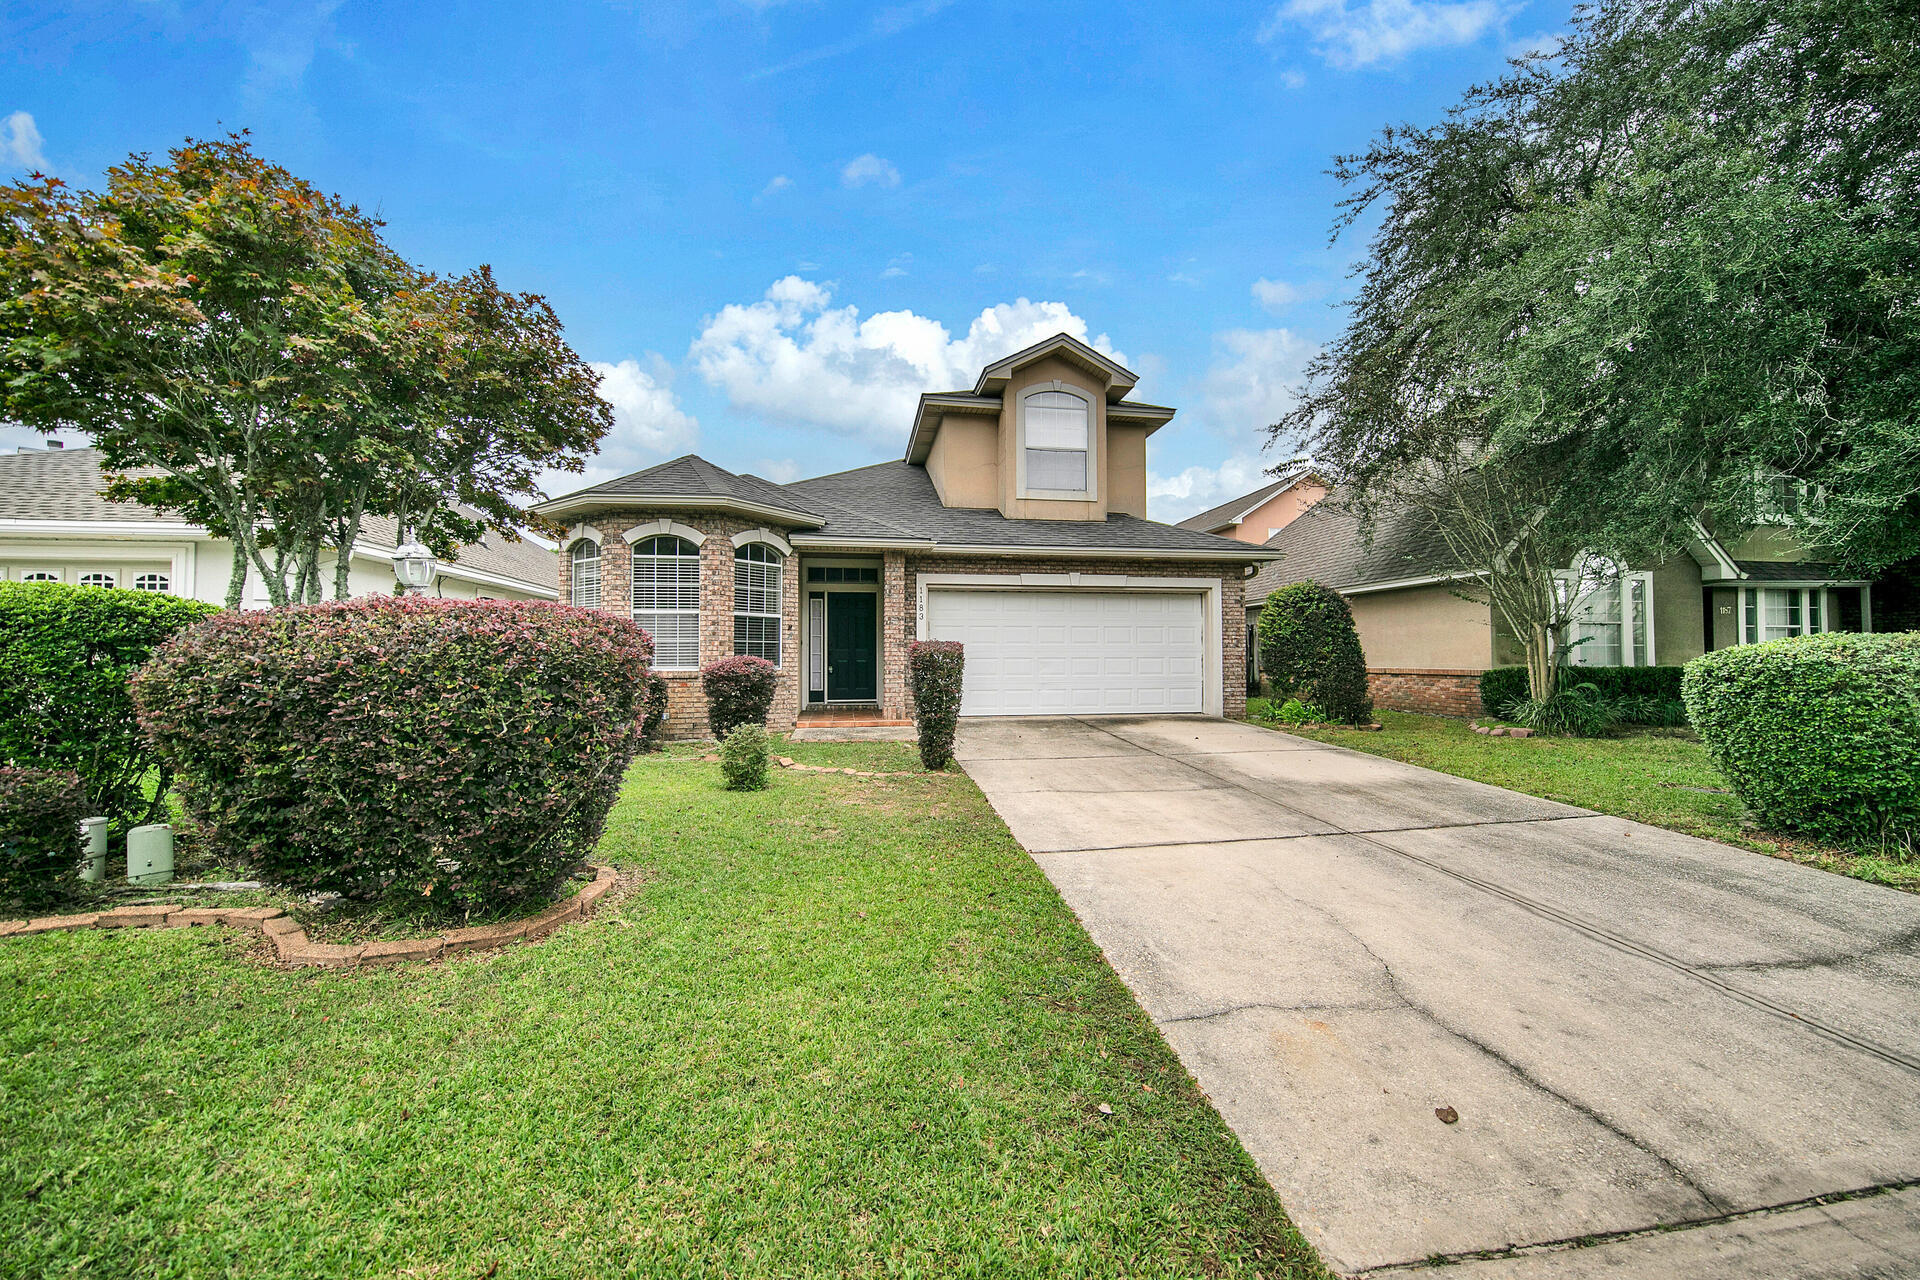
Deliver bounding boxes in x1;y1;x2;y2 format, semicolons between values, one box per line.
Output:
0;742;1325;1279
1247;701;1918;893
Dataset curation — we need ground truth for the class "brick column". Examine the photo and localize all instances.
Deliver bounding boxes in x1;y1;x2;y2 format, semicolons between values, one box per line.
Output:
1222;572;1248;720
881;551;909;717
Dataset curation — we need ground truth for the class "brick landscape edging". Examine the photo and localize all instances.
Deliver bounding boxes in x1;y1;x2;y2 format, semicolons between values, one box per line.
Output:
0;864;620;969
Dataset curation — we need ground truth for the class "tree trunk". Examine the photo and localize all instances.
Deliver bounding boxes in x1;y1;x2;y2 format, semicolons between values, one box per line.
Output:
224;538;247;610
1526;624;1554;702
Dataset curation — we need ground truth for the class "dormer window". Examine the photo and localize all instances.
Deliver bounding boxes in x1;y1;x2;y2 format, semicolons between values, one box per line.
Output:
1021;388;1092;497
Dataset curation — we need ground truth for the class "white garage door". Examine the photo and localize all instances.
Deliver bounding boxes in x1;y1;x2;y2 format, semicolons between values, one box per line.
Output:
925;589;1207;716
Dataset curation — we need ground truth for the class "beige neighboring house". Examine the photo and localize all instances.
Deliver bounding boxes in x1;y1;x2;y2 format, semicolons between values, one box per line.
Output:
0;444;558;605
1247;494;1878;716
531;333;1274;738
1173;464;1329;544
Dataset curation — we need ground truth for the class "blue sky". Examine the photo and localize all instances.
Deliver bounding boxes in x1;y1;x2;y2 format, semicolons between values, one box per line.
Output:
3;0;1568;520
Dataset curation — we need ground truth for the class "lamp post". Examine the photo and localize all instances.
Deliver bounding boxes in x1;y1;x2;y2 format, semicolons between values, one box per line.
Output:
392;540;438;595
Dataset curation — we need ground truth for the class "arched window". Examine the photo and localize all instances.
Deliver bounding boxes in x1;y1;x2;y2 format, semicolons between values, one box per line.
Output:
632;535;701;668
19;570;58;582
734;543;783;664
132;573;170;593
569;539;601;608
1022;388;1090;494
77;571;115;588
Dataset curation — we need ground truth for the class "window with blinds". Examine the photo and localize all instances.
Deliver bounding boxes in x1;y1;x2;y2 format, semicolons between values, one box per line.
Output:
570;540;601;608
1023;389;1090;494
734;543;782;664
632;535;702;668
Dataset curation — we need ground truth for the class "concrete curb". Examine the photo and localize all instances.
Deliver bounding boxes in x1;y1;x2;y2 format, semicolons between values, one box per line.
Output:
0;865;620;969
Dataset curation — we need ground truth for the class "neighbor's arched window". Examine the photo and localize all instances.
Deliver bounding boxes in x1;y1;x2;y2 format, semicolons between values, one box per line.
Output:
77;571;116;588
132;573;170;593
734;543;783;664
1022;388;1090;494
569;539;601;608
632;535;701;668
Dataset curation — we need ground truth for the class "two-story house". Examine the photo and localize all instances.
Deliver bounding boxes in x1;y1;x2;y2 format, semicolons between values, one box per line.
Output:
531;334;1276;737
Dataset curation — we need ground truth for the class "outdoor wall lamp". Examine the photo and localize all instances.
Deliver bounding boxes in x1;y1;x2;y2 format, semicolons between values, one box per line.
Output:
392;540;438;594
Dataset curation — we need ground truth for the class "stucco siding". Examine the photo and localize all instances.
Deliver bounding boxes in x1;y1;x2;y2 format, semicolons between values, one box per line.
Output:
1346;583;1493;672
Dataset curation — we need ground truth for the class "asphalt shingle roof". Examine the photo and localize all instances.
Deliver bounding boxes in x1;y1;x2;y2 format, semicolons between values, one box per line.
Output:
1733;560;1854;582
1173;469;1313;533
559;454;821;520
1246;495;1465;603
786;461;1265;555
0;446;557;590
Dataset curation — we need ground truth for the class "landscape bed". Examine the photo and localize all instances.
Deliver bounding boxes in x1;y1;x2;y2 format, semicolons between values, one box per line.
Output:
0;741;1325;1279
1247;702;1918;893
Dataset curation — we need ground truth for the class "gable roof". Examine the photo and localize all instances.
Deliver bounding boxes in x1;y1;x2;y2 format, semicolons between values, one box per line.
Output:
0;446;558;591
1174;466;1324;534
534;454;823;525
973;333;1139;400
1246;495;1469;605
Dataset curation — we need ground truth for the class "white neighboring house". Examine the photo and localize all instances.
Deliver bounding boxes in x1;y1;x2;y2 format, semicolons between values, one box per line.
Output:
0;444;558;604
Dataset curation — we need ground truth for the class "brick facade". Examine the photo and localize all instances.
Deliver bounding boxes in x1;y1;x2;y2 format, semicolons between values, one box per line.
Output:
1366;668;1482;717
556;512;1249;736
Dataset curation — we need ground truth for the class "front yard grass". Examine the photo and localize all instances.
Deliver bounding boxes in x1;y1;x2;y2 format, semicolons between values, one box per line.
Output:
0;742;1325;1279
1247;701;1918;893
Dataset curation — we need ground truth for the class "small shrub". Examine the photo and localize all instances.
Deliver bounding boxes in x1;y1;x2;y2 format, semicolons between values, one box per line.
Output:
132;597;653;912
702;656;777;740
1481;664;1686;720
1684;634;1920;841
1256;581;1373;724
1508;682;1619;737
909;641;964;770
0;582;219;833
0;767;89;909
1258;698;1324;725
720;722;770;791
640;672;670;752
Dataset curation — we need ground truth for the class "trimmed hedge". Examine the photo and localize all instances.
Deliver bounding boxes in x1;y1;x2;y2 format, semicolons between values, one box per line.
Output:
909;641;964;770
0;767;89;909
1683;634;1920;841
640;672;670;752
701;656;777;740
1256;581;1373;725
1480;665;1686;720
131;597;653;911
721;723;770;791
0;582;218;832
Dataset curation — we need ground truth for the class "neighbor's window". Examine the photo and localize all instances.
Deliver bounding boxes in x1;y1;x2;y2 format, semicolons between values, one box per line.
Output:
734;543;783;664
1023;389;1090;493
1558;568;1652;666
632;535;701;668
18;570;58;582
77;571;115;588
569;539;601;608
1742;587;1827;644
132;573;170;593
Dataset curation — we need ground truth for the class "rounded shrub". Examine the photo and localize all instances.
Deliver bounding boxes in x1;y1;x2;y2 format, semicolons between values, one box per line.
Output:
701;655;777;740
720;722;770;791
1256;581;1374;725
1683;633;1920;840
131;597;654;911
0;582;218;832
908;641;964;770
0;767;90;909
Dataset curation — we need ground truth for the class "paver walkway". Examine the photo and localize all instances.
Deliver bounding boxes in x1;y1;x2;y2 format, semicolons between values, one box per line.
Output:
956;716;1920;1279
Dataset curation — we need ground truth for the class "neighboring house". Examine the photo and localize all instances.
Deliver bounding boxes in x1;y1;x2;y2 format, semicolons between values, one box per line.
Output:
1173;464;1328;544
531;333;1274;737
1247;494;1878;716
0;444;558;605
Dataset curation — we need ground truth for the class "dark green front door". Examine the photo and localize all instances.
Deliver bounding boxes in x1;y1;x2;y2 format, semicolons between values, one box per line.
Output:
826;592;877;702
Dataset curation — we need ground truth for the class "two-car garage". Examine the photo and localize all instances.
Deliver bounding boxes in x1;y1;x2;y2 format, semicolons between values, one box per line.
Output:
922;582;1214;717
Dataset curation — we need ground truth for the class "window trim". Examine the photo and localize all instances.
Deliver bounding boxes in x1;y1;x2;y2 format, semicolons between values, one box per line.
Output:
77;571;117;589
568;538;602;609
1015;382;1097;501
132;572;170;593
631;534;703;670
1554;567;1656;667
1741;586;1834;644
733;542;784;666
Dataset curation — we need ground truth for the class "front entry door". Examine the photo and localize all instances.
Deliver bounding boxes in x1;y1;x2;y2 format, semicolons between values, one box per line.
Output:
826;592;878;702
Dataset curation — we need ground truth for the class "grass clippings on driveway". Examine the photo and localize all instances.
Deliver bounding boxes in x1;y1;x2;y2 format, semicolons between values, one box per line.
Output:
1248;703;1917;893
0;741;1325;1279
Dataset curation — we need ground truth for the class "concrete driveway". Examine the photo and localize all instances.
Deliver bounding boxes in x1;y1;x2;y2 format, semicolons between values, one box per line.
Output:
956;716;1920;1279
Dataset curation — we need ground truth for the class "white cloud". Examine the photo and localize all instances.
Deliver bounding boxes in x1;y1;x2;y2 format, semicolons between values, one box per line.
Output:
757;458;802;483
1262;0;1506;68
881;252;913;279
1148;454;1276;522
1251;278;1301;312
757;174;793;200
689;277;1125;444
841;153;901;188
1200;327;1318;435
2;111;47;170
1505;29;1564;60
588;356;701;460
